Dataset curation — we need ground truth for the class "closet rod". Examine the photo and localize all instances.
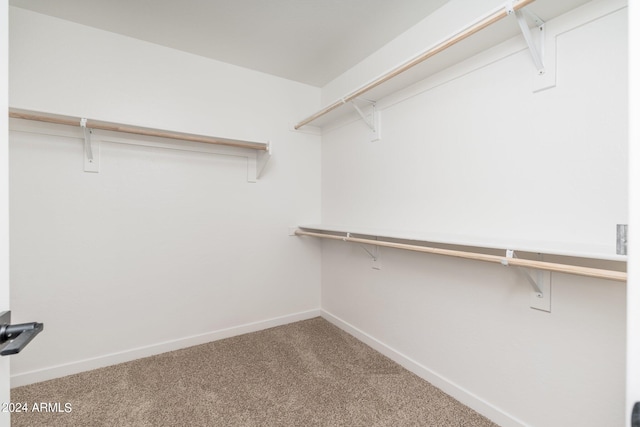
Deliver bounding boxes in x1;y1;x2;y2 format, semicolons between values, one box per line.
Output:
295;230;627;282
294;0;535;130
9;110;269;151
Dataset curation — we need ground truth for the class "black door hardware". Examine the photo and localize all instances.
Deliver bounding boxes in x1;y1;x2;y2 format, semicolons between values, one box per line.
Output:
0;311;44;356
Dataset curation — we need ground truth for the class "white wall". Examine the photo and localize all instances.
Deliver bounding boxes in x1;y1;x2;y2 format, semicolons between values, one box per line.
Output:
320;1;627;426
322;0;627;253
8;7;322;385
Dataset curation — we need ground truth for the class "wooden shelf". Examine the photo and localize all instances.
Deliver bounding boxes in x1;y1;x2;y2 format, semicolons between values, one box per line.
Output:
9;108;272;181
294;0;536;130
293;0;597;131
9;109;269;151
298;224;627;264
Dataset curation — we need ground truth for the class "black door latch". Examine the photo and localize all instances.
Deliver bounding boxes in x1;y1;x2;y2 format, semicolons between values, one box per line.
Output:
0;311;44;356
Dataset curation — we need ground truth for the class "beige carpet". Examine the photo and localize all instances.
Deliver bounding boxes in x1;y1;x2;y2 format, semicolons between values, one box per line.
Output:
11;317;498;426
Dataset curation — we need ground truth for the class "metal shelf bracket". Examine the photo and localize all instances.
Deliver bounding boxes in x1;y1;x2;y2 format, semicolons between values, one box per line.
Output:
342;232;381;269
506;2;546;75
359;239;382;270
80;117;99;173
247;141;272;183
350;98;381;142
502;249;542;295
360;243;377;260
502;249;551;312
256;141;272;179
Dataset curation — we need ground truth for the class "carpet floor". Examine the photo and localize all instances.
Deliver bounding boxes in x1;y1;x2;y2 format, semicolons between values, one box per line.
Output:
11;317;498;426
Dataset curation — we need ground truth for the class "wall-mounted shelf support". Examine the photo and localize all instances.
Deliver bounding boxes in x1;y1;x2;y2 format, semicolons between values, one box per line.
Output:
500;249;551;311
248;141;272;182
80;117;100;173
340;233;382;269
350;99;381;142
10;108;271;181
502;249;542;296
516;267;544;295
80;118;93;161
502;249;545;298
359;240;381;270
360;244;379;261
295;227;626;281
293;0;537;130
296;228;567;311
508;3;546;75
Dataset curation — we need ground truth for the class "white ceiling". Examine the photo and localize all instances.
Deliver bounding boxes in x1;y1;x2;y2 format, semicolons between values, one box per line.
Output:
9;0;595;88
8;0;451;87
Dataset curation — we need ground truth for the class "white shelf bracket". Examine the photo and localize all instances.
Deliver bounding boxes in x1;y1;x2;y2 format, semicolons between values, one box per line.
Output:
359;239;381;270
359;243;379;260
247;141;272;183
341;232;381;269
80;118;99;173
257;141;272;178
502;249;542;295
502;249;551;312
350;99;381;142
506;2;545;75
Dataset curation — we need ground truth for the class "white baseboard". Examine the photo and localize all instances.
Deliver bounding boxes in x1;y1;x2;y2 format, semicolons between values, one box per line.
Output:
320;310;528;427
11;309;321;388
